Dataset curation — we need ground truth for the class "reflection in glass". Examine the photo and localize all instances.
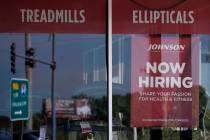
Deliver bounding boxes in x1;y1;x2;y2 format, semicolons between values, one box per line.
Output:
112;34;210;140
0;33;107;140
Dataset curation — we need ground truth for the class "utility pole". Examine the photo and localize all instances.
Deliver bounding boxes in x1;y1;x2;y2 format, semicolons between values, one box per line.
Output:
51;33;56;140
25;33;33;129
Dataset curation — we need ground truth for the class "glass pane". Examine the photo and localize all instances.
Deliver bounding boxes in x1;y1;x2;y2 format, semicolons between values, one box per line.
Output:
112;34;208;139
113;0;210;139
0;0;107;140
0;33;107;140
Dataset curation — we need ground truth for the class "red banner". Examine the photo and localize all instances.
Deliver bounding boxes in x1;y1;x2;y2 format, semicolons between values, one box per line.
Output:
131;35;199;127
113;0;210;34
1;0;210;34
0;0;106;33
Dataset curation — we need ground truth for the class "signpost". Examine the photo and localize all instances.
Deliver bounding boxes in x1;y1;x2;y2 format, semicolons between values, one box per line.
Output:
10;78;29;121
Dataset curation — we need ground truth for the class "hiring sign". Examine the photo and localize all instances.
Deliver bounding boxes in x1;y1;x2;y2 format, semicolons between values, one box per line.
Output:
131;35;199;128
138;62;192;89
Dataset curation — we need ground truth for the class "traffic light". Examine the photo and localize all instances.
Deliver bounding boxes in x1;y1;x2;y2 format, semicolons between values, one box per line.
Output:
25;48;35;68
10;43;16;74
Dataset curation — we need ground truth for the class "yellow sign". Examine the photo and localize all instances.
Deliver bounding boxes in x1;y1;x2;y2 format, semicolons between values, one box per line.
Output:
12;83;19;91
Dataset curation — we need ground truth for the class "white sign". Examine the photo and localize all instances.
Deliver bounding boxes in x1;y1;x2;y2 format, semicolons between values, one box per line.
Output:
80;121;92;134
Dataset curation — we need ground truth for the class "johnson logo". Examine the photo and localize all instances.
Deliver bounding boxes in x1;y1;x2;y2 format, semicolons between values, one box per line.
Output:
148;44;185;51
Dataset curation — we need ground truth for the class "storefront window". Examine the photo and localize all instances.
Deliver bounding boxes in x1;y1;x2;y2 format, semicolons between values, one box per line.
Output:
112;34;210;139
0;0;107;140
113;0;210;139
0;33;108;140
2;0;210;140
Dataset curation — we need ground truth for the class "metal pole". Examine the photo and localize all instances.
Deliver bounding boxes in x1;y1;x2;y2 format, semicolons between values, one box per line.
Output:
51;33;56;140
21;121;24;140
25;33;33;129
133;127;137;140
11;122;13;140
107;0;112;139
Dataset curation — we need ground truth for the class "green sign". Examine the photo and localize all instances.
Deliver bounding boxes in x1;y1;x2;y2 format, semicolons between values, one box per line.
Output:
10;78;29;121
